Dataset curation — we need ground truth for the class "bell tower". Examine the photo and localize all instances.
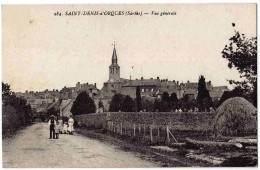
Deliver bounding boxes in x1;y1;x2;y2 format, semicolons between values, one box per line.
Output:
109;44;120;82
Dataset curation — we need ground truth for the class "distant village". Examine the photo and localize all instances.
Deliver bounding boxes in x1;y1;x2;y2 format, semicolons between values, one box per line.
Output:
15;46;229;117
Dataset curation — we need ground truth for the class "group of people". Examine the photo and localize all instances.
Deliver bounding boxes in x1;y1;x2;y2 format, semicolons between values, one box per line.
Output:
48;115;74;139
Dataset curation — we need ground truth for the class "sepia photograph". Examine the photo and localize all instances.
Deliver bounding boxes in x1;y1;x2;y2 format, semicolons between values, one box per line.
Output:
2;3;257;168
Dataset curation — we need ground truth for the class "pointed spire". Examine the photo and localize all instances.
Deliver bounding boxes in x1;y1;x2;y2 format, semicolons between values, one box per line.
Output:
112;42;117;60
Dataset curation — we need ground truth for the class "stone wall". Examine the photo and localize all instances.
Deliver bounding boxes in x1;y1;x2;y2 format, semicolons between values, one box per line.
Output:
74;112;216;131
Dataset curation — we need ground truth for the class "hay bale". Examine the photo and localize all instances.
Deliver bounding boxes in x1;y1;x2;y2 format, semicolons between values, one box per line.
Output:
212;97;257;137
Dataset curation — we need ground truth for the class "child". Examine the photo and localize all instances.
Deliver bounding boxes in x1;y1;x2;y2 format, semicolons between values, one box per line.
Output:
58;119;63;134
54;121;60;139
63;122;68;134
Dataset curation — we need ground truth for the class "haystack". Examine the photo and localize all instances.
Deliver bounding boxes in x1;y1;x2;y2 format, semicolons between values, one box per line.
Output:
212;97;257;137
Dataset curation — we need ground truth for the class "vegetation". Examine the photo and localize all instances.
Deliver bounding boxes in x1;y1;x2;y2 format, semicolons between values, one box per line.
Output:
70;91;96;115
221;23;257;107
2;82;33;138
121;95;136;112
109;93;124;112
197;75;213;111
136;86;142;111
109;94;136;112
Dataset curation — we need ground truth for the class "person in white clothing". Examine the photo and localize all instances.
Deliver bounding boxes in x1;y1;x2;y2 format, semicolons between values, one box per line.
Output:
63;122;68;134
68;115;74;134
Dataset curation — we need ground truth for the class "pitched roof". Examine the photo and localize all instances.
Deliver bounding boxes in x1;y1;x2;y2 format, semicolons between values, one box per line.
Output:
213;86;229;91
122;79;160;87
210;91;224;99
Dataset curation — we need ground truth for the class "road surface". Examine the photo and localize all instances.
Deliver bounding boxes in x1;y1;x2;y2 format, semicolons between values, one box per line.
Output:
3;123;156;168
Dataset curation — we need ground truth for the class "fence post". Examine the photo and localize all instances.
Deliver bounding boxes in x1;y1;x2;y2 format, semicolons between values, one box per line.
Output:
120;122;123;135
150;125;153;142
143;124;146;138
166;125;170;143
112;121;114;133
158;125;160;137
133;123;136;137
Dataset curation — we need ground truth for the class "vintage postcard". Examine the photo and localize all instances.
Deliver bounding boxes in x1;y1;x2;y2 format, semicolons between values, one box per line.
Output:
2;4;257;168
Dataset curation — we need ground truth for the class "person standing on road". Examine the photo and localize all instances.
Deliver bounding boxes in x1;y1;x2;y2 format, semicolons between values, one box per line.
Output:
58;117;63;134
68;115;74;134
54;121;60;139
48;115;56;139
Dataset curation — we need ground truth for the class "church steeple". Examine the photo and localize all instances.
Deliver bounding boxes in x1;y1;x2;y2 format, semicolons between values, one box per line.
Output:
112;44;118;64
109;43;120;82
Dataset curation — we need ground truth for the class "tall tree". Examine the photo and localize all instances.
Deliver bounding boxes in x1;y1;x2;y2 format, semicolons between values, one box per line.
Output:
70;91;96;115
109;93;124;112
197;75;212;111
136;86;142;111
222;23;257;107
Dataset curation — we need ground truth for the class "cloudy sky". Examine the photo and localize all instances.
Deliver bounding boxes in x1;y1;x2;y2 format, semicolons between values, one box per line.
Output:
2;4;256;92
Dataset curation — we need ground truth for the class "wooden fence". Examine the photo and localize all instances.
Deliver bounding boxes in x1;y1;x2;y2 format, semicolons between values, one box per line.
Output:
75;112;215;143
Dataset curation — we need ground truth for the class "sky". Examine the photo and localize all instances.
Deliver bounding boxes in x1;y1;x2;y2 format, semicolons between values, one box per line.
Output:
2;4;256;92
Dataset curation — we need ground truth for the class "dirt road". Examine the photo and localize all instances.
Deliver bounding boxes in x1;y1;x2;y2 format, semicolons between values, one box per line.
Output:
3;123;157;168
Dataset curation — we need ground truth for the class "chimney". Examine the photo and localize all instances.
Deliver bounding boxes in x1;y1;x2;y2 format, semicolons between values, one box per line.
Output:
187;80;190;83
173;80;175;83
157;76;159;80
141;76;143;80
86;83;88;86
177;81;179;85
94;83;96;88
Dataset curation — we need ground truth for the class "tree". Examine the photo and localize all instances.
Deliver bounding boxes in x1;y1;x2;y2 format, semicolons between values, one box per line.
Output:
169;93;178;110
160;92;170;111
109;93;124;112
2;82;33;137
153;99;161;112
197;75;212;111
121;95;135;112
2;82;11;98
141;98;154;112
222;23;257;107
218;86;244;107
70;91;96;115
136;86;142;111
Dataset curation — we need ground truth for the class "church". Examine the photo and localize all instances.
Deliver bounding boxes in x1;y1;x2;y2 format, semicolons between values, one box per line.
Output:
96;45;229;112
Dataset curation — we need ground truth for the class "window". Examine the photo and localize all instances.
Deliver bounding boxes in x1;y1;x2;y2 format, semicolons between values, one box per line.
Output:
151;88;153;92
142;89;144;92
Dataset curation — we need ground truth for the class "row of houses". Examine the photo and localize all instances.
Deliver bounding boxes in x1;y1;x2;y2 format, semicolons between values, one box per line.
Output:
15;45;229;116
